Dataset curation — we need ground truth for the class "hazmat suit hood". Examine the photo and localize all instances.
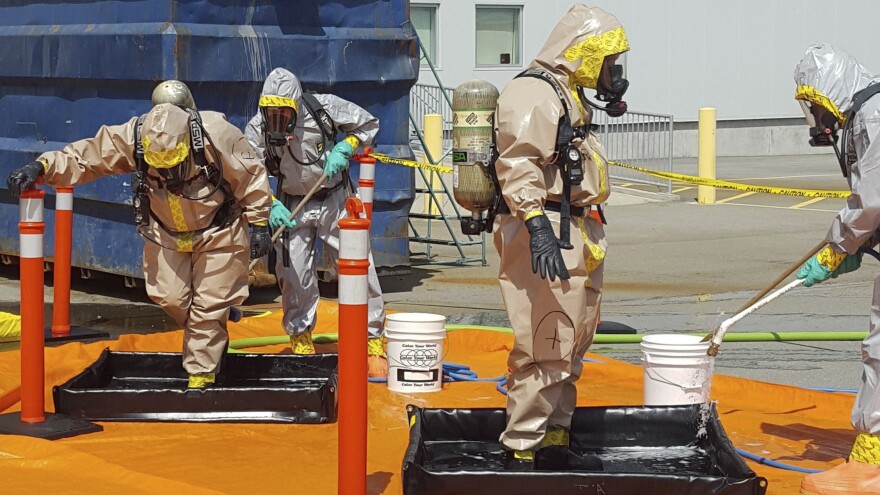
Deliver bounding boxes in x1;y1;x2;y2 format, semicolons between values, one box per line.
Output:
260;67;303;105
257;68;303;147
528;4;629;92
141;103;191;169
794;43;880;126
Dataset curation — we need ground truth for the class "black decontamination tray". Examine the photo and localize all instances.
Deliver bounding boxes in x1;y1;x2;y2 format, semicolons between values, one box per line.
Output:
54;349;338;423
403;403;768;495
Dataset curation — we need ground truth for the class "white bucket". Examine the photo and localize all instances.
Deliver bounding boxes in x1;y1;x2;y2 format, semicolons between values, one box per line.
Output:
640;334;713;406
385;313;447;393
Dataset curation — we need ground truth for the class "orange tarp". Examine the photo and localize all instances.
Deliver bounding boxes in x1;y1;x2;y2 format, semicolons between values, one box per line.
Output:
0;301;855;494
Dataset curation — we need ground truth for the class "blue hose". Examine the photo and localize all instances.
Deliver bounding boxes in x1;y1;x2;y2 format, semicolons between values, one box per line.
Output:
735;448;822;474
807;387;858;393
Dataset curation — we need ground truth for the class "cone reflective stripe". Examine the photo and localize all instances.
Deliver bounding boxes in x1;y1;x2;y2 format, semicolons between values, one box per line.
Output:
19;189;45;423
337;198;369;495
357;149;376;221
52;187;74;336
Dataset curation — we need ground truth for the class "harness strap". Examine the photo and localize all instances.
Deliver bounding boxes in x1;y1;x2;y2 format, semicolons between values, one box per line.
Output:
514;69;587;247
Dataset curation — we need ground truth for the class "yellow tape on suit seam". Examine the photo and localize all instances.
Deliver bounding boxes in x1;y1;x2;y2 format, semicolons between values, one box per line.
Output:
368;153;452;174
609;161;850;199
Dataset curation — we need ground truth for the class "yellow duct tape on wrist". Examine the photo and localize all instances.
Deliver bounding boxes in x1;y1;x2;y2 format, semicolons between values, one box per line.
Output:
817;246;847;271
524;210;544;221
851;432;880;465
344;135;360;150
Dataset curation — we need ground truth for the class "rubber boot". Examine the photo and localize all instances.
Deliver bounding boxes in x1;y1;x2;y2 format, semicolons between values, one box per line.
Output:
290;332;316;355
536;426;570;471
367;337;388;378
801;433;880;495
505;450;535;471
187;372;215;389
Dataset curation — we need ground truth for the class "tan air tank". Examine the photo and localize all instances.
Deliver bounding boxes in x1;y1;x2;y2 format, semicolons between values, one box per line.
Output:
452;79;499;235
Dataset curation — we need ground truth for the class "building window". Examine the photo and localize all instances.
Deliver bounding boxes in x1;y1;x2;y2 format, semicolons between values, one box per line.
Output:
475;6;521;66
412;4;438;67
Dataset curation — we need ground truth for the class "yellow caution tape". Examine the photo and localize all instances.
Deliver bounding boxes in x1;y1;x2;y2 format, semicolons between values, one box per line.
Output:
368;153;452;174
609;161;850;199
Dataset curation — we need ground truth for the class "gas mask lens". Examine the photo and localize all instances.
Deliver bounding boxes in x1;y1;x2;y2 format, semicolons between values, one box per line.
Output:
799;100;817;128
800;100;838;147
596;55;629;117
262;106;297;146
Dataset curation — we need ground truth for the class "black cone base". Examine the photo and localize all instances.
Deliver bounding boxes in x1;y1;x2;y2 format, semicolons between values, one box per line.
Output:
45;326;110;343
0;412;102;440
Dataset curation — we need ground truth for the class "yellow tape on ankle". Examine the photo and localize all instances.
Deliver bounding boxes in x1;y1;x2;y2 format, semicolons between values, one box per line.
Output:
851;433;880;465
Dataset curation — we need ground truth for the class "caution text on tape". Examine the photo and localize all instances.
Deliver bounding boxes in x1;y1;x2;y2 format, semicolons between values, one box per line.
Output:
609;161;850;199
368;153;452;174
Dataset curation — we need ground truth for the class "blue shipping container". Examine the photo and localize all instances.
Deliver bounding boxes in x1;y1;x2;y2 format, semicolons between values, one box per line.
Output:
0;0;418;278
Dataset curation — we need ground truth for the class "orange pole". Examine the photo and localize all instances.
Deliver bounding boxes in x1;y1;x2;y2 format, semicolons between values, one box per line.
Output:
337;198;370;495
19;188;46;423
358;147;376;221
51;186;74;336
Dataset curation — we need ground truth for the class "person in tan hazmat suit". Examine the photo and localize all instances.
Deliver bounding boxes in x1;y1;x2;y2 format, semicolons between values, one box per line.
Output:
6;81;273;390
492;4;630;470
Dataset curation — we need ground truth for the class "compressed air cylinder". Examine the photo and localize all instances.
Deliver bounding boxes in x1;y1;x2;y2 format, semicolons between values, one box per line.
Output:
452;80;499;215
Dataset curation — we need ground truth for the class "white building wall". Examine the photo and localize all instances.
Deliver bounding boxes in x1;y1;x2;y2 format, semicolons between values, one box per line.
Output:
412;0;880;156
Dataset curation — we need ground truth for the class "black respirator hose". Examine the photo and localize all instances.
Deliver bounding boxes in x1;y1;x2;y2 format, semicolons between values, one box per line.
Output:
833;117;855;179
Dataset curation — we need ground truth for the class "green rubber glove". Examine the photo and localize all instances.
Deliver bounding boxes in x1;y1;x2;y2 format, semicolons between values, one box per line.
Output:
831;253;862;278
323;140;355;180
268;199;296;231
797;257;833;287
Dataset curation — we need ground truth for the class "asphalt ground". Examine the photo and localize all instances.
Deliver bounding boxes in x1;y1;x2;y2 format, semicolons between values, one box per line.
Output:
0;152;869;392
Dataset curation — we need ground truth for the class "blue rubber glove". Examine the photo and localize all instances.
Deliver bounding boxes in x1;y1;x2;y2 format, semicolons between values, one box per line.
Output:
323;140;355;180
268;199;296;231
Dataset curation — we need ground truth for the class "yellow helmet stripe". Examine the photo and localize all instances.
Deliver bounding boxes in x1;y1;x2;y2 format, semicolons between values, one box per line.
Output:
794;85;846;126
564;27;630;89
259;95;299;111
142;135;190;169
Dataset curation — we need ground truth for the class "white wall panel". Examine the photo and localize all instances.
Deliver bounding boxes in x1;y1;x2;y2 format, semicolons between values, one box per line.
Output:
414;0;880;122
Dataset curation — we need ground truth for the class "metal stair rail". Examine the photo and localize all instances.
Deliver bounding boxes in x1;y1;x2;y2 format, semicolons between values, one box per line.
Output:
408;36;486;266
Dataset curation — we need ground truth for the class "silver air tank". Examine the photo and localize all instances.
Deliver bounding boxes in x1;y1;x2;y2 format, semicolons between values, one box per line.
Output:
151;80;197;110
452;79;499;235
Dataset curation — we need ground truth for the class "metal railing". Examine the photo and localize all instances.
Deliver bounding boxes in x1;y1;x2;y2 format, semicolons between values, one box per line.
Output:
410;83;454;145
593;110;674;193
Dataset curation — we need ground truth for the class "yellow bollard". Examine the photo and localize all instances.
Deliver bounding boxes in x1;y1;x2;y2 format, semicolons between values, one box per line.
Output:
698;107;716;205
423;114;443;215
